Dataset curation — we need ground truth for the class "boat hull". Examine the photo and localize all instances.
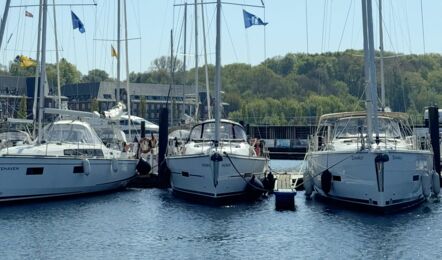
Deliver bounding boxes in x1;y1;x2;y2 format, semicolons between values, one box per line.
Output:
306;150;433;209
167;153;267;200
0;156;137;202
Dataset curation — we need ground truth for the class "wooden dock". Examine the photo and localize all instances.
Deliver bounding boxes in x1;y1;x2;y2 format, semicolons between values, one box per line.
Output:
273;173;303;210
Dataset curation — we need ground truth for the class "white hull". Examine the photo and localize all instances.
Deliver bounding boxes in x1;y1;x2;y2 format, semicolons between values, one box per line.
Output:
167;153;266;199
306;150;433;208
0;156;137;202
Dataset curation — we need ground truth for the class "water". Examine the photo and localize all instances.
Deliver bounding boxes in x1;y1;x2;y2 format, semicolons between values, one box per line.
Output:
0;160;441;259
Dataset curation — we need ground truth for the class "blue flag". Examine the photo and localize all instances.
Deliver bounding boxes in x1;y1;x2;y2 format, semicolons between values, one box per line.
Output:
243;9;268;28
71;11;85;33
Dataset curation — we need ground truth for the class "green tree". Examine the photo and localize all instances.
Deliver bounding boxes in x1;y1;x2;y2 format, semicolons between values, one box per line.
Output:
140;96;146;118
90;98;99;112
82;69;110;83
17;95;27;119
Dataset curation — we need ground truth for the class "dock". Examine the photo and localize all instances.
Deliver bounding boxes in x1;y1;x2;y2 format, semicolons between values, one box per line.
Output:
273;172;303;210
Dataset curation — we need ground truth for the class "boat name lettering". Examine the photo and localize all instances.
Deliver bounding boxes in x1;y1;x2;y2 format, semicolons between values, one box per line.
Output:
392;155;402;160
0;167;19;171
351;155;363;160
202;163;210;167
221;163;231;167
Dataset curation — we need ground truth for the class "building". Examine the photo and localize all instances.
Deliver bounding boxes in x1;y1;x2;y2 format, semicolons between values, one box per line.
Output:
0;75;63;119
62;81;212;125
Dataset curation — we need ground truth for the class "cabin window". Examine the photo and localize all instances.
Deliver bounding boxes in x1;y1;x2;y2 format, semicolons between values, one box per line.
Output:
26;167;44;175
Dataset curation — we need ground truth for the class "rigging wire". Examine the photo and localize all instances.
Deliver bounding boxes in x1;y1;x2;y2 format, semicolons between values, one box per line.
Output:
337;1;353;51
305;0;309;54
420;0;426;54
221;7;239;62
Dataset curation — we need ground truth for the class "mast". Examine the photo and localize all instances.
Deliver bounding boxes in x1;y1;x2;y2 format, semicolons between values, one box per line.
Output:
123;0;131;140
52;0;61;109
194;0;199;121
183;2;187;119
214;0;221;144
116;0;121;103
0;0;11;49
33;0;43;139
361;0;379;145
38;0;48;143
361;0;373;145
201;0;211;119
170;30;174;126
379;0;385;109
367;0;379;140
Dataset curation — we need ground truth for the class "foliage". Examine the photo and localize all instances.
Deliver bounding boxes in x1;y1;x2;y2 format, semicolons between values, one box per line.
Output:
90;98;99;112
140;96;146;118
6;50;442;125
82;69;110;83
17;95;27;119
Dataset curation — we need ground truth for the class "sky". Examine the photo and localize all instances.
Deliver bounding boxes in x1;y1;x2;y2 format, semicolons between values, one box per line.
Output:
1;0;442;80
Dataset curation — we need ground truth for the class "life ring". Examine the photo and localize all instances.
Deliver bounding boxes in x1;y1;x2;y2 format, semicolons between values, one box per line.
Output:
140;138;151;154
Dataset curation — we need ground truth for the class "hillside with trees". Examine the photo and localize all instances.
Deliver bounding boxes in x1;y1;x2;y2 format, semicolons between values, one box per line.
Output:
3;50;442;125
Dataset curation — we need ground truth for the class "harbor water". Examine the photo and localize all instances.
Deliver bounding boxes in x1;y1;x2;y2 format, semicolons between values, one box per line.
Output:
0;160;441;259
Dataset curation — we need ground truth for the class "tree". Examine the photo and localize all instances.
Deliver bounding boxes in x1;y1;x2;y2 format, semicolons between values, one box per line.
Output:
17;95;27;119
90;98;99;112
140;96;146;118
46;58;81;87
82;69;110;83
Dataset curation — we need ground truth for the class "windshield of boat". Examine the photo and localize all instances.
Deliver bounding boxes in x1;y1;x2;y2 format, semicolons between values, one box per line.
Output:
45;123;102;144
189;122;247;141
334;117;402;139
0;131;30;141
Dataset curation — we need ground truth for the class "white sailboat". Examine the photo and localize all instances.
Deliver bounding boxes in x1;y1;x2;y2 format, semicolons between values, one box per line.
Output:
166;0;268;201
0;0;139;202
303;0;440;211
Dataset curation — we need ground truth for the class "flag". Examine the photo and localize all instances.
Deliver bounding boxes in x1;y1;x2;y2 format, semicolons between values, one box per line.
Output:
71;11;85;33
15;55;36;68
243;9;268;28
111;45;118;58
25;10;33;18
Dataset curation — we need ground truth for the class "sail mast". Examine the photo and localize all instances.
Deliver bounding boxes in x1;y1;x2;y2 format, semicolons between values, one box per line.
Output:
194;0;199;121
361;0;373;145
38;0;48;143
33;0;43;139
379;0;385;109
214;0;221;144
116;0;121;103
124;0;131;140
183;2;187;119
367;0;379;140
52;0;61;109
201;0;211;119
0;0;11;49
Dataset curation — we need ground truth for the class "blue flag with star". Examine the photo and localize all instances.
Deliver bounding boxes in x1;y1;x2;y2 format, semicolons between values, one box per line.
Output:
71;11;85;33
243;9;268;28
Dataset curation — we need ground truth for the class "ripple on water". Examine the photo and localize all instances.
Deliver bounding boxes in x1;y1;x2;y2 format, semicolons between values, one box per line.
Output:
0;160;441;259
